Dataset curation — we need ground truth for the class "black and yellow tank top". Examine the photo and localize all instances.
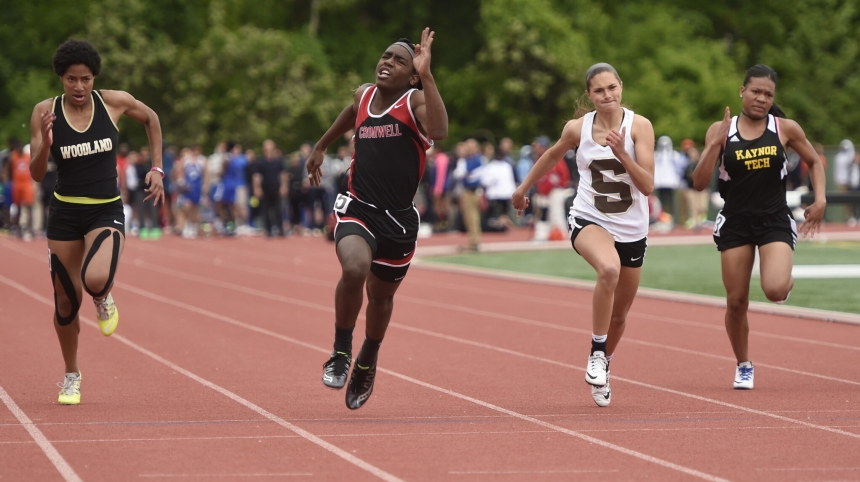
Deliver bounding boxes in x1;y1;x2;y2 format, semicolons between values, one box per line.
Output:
50;90;120;203
718;114;788;216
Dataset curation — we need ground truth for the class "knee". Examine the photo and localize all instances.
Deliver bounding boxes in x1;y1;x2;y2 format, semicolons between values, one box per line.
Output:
595;263;620;289
726;294;749;316
341;260;370;286
366;290;394;308
762;284;791;303
83;271;110;297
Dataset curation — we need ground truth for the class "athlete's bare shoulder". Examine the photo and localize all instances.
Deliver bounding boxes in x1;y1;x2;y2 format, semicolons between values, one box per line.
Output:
631;114;654;143
559;117;584;148
32;98;55;115
354;83;374;102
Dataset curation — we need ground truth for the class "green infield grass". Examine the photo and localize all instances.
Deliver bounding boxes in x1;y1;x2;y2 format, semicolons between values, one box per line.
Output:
424;240;860;314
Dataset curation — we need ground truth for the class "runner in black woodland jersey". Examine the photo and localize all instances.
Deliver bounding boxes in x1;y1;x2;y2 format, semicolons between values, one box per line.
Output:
29;40;165;405
306;28;448;410
693;64;826;390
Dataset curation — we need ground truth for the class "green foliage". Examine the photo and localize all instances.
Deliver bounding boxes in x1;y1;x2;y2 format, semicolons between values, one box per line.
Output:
0;0;856;151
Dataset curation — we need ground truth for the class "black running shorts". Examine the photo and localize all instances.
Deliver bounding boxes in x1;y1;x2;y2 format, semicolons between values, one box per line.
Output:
47;197;126;241
333;193;419;283
712;206;797;252
568;216;647;268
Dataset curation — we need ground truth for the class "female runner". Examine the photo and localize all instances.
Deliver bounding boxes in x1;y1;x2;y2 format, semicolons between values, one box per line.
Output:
513;63;655;407
29;40;165;404
692;64;826;389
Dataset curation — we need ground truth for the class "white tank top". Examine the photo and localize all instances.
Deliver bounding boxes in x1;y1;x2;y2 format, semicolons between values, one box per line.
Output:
570;108;649;242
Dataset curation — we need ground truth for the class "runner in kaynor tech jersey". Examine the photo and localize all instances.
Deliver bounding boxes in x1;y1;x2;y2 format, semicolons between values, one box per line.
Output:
692;64;826;390
513;63;656;407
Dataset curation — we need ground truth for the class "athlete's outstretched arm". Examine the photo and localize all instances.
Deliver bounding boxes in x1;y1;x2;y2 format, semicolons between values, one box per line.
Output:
307;85;369;187
411;28;448;140
102;90;165;205
29;99;56;182
511;119;582;214
608;115;654;195
694;107;731;191
782;119;826;236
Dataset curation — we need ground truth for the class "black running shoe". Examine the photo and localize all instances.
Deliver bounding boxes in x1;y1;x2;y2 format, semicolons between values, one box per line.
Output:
345;361;376;410
322;351;351;389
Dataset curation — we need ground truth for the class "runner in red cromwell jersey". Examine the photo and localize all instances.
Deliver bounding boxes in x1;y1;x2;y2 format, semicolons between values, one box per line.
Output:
306;28;448;410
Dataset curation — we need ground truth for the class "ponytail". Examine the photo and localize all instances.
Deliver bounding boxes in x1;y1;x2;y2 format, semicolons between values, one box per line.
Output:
769;102;786;118
573;92;593;119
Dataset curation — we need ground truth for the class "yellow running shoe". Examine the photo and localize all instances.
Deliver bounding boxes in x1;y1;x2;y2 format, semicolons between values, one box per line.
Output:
57;372;81;405
94;293;119;336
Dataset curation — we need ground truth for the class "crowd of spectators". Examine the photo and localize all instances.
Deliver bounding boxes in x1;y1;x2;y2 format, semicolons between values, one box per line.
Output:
2;131;859;243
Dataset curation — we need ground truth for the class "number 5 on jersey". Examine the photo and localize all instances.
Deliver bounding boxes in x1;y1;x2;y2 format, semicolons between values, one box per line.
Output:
589;158;634;215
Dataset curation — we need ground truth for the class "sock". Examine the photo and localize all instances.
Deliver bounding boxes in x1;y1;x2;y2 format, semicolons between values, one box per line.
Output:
591;334;607;355
356;336;382;368
333;325;354;354
605;354;613;365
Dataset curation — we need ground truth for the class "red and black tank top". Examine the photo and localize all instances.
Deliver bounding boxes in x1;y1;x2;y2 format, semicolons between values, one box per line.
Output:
718;114;788;216
50;90;120;200
350;85;432;210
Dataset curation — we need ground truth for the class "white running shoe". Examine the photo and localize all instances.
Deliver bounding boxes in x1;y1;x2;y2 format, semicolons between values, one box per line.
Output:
585;351;608;386
733;361;754;389
591;371;611;407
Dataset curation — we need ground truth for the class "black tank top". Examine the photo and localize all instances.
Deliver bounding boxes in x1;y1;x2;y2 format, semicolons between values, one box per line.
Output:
718;114;788;216
50;91;120;199
350;86;432;210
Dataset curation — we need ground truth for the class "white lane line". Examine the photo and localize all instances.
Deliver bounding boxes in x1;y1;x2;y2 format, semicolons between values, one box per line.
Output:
391;323;860;440
8;423;855;445
0;275;403;482
0;385;83;482
415;261;860;325
40;239;860;352
138;474;312;478
127;259;860;387
110;286;729;481
3;409;855;427
2;257;730;481
450;469;619;474
114;266;860;441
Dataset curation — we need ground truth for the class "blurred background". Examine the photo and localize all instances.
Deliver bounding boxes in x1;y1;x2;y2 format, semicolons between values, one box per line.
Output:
1;0;859;241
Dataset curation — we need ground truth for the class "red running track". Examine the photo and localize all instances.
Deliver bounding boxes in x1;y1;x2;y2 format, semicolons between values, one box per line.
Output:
0;234;859;482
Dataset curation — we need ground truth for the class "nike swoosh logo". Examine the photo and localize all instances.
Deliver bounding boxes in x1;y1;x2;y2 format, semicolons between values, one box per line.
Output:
631;256;642;261
393;103;405;109
587;373;598;379
113;220;123;225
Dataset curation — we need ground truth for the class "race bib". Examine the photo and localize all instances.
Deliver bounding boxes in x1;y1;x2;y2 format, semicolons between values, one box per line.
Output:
333;193;352;214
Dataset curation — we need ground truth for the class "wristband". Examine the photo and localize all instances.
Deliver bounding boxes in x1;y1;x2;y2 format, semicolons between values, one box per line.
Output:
151;167;165;178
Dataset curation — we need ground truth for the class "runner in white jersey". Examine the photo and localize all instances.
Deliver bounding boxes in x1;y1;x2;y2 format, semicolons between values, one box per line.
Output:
513;63;655;407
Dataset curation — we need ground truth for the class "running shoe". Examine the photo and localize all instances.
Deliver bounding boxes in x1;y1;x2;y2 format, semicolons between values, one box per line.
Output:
733;361;754;389
57;372;81;405
345;361;376;410
591;371;611;407
585;351;608;386
94;293;119;336
322;351;351;389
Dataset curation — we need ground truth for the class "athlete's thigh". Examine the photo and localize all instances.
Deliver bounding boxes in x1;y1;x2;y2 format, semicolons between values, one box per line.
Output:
757;241;793;292
365;270;402;300
335;234;373;272
47;239;85;308
720;245;755;298
573;224;620;272
612;266;642;317
82;227;125;289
